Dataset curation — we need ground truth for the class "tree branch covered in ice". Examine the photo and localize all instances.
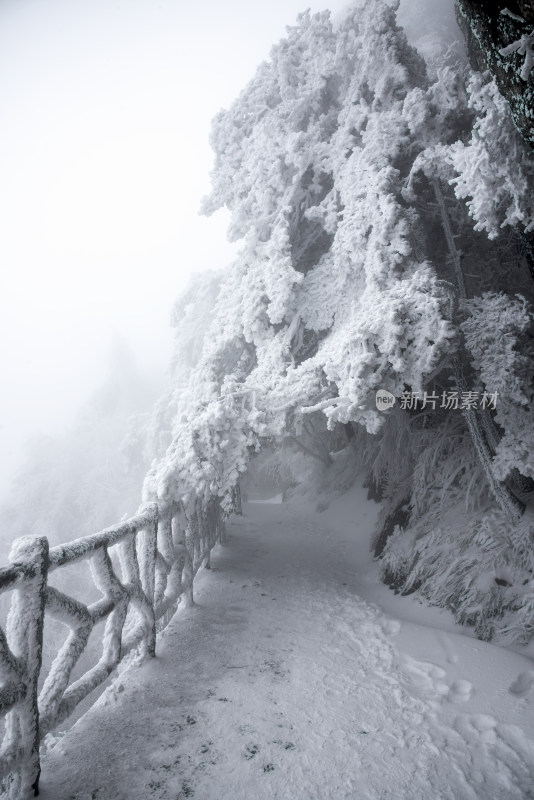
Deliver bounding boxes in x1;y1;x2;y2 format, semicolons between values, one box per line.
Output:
500;30;534;81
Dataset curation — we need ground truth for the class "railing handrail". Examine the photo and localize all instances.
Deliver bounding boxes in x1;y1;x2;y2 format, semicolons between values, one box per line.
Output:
48;504;157;570
0;565;35;593
0;490;230;799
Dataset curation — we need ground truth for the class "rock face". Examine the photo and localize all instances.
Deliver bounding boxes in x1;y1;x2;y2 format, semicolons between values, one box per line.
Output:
455;0;534;150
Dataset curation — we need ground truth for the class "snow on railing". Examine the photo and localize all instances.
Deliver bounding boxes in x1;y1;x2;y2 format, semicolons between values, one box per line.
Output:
0;495;226;799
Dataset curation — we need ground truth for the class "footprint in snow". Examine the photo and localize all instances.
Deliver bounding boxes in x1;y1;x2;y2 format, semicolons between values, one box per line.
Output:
447;679;473;703
244;743;260;759
380;618;401;636
401;657;449;699
509;670;534;698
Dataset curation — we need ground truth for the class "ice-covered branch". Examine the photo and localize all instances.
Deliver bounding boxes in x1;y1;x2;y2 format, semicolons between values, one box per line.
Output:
501;8;526;23
500;31;534;81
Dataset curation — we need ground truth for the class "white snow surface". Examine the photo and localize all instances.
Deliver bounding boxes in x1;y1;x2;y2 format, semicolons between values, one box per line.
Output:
39;483;534;799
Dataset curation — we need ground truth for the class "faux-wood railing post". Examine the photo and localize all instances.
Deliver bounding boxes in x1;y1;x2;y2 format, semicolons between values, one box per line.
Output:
4;536;48;799
138;505;158;657
182;511;195;608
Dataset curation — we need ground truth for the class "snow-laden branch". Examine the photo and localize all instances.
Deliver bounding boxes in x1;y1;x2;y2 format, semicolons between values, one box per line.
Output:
499;30;534;81
501;8;526;24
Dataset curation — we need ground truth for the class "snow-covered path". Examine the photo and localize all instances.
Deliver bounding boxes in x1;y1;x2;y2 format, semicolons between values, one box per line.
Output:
40;495;534;799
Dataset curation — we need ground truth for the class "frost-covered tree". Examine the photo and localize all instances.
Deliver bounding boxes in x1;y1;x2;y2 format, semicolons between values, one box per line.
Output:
149;2;460;507
147;0;534;641
461;292;534;484
201;3;460;431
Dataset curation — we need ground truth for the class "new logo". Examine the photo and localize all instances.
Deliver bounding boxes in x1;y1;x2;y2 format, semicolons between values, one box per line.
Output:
375;389;396;411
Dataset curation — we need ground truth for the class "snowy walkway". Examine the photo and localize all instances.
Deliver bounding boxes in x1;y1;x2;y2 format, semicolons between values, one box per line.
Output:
40;492;534;800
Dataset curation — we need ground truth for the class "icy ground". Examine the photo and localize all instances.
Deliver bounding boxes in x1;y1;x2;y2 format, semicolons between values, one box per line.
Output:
40;483;534;799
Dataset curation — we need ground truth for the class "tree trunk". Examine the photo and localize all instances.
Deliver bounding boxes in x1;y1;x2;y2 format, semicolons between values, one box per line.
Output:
433;179;524;522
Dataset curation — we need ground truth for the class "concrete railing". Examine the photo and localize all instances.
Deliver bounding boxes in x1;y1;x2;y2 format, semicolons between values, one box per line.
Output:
0;496;226;799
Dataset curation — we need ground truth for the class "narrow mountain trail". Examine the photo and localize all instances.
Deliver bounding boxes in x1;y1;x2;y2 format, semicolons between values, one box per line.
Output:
40;495;534;800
